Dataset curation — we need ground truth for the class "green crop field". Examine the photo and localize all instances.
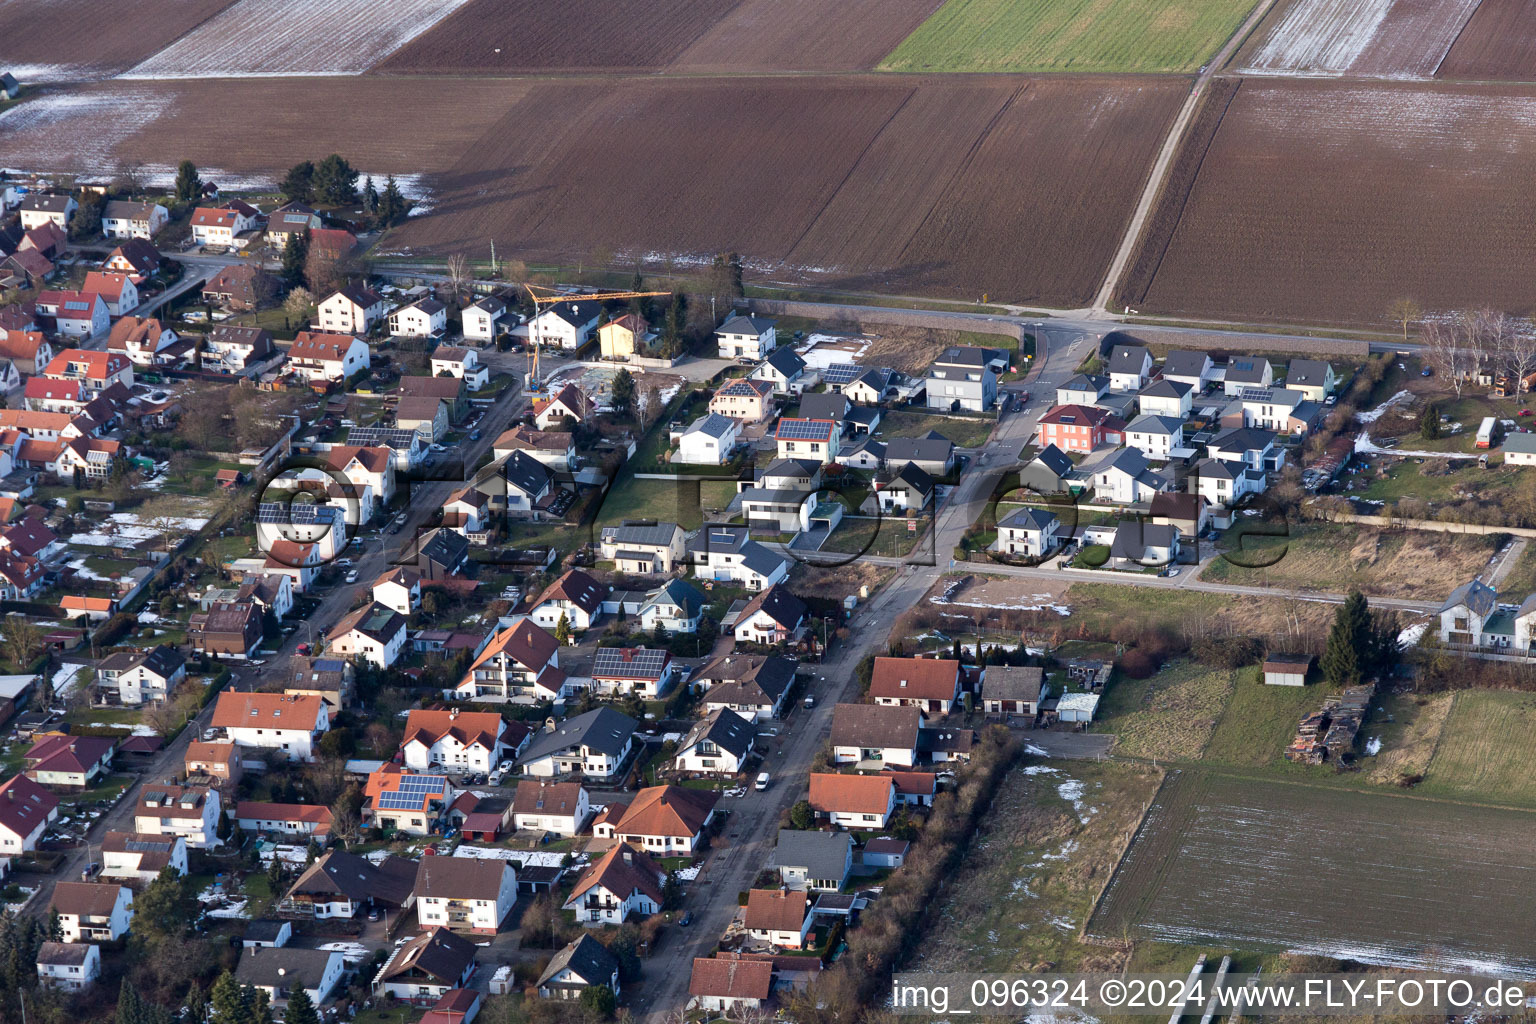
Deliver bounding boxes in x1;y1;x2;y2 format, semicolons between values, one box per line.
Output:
879;0;1255;74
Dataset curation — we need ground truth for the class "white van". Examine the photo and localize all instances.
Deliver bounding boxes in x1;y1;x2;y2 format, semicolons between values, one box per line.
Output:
755;772;771;791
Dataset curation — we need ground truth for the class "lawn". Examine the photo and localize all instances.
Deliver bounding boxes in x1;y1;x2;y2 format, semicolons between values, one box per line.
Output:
1356;459;1516;505
879;409;993;449
593;478;739;531
821;516;924;557
1090;661;1234;761
1201;673;1324;768
1420;690;1536;807
1201;521;1501;600
880;0;1255;73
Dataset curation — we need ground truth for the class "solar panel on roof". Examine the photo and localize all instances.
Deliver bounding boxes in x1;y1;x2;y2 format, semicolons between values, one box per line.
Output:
820;363;863;385
777;420;832;440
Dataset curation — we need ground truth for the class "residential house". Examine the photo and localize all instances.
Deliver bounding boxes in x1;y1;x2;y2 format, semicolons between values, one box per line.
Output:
511;781;590;835
708;377;776;423
1162;350;1215;391
132;784;221;848
688;958;772;1014
515;707;637;780
532;383;593;430
697;653;796;723
1207;426;1282;473
1137;378;1193;419
288;331;369;383
18;221;67;259
404;709;514;774
868;657;960;715
1108;520;1181;570
328;602;408;669
211;692;330;762
1124;414;1184;461
325;444;395;508
396;396;449;443
884;433;955;476
1439;579;1498;645
1017;444;1075;495
50;883;133;942
203;325;275;375
190;206;254;246
35;292;108;338
733;585;807;645
462;297;508;343
598;521;686;574
103;240;160;285
414;857;518;934
261;539;323;594
591;647;675;698
537;935;620;1001
498;451;558;521
884;770;936;808
264;202;321;247
744;889;811;949
187;601;262;660
979;666;1044;717
1286;359;1340;402
106;316;177;366
284;849;417;919
24;733;115;788
398;375;467;420
772;830;853;891
774;417;840;464
0;328;51;375
839;437;884;471
1082;446;1168;504
529;569;607;633
184;741;242;790
830;703;920;768
1106;343;1153;391
0;773;58;854
675;413;738;465
96;644;185;706
1223;357;1274;395
36;942;101;991
235;802;333;838
238;948;346;1010
1037;404;1125;455
993;507;1060;558
24;377;84;414
674;710;755;776
284;656;354;714
1189;457;1264;509
687;525;789;591
872;462;933;513
364;768;454;835
372;566;421;617
493;425;574;471
1231;387;1308;434
716;314;777;359
455;619;565;702
639;579;705;634
318;283;386;335
19;195;77;231
592;785;717;855
528;303;600;350
751;347;808;395
389;298;447;339
430;346;489;391
926;346;998;411
1149;491;1211;539
563;843;663;926
808;773;896;829
101;831;187;883
597;313;651;360
81;271;138;318
201;265;274;312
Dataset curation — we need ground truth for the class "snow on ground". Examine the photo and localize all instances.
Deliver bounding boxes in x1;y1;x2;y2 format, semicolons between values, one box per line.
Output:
931;594;1071;616
124;0;476;77
0;89;174;170
71;512;207;548
1358;390;1412;423
1243;0;1394;74
1397;621;1428;648
677;865;701;881
52;664;85;697
1354;431;1462;459
453;846;583;870
318;942;372;963
1364;736;1382;755
68;559;114;582
797;333;870;369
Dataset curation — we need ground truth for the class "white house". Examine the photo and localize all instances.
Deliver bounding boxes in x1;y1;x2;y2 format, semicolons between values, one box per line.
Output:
732;585;806;645
190;206;255;247
389;298;448;339
81;271;139;318
591;647;675;698
37;942;100;991
1108;520;1181;570
372;567;421;617
674;413;738;465
1124;414;1184;461
239;947;347;1010
1504;433;1536;466
696;653;796;724
808;773;896;829
1162;350;1214;391
751;347;808;395
992;507;1060;558
1438;579;1498;646
715;314;776;360
529;568;607;632
35;291;108;338
1207;427;1280;472
211;692;330;762
1190;457;1264;508
591;785;717;856
1236;387;1305;433
430;346;489;390
328;602;408;669
639;579;705;634
133;784;222;849
1137;378;1193;418
102;201;168;241
20;194;77;231
563;844;663;926
50;883;133;943
1286;359;1340;402
288;331;369;382
101;831;188;883
462;297;508;343
456;619;565;702
1082;446;1168;504
599;522;687;574
318;284;386;335
1056;373;1109;407
0;774;59;855
511;781;590;836
1223;357;1274;395
529;303;600;350
1106;344;1153;392
404;709;511;774
829;703;920;768
515;707;636;780
96;644;186;706
673;710;755;775
689;958;772;1014
774;417;840;464
743;889;811;949
537;936;620;1001
414;857;518;934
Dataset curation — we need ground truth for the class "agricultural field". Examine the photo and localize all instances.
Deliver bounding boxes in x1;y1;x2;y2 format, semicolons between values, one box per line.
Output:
1089;770;1536;974
668;0;946;72
1201;521;1501;599
379;0;735;74
1436;0;1536;80
390;76;1186;308
0;79;528;184
879;0;1255;73
1237;0;1481;78
0;0;236;82
125;0;475;77
1419;690;1536;806
1119;79;1536;326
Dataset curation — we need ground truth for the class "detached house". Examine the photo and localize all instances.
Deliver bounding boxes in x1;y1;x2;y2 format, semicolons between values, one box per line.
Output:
598;521;686;574
284;849;417;920
103;240;160;283
1224;357;1274;395
101;831;187;883
593;784;718;855
328;602;407;669
1037;404;1124;455
1137;378;1193;419
187;601;261;660
204;325;275;375
493;425;574;471
1082;446;1168;505
403;709;513;774
744;889;812;949
414;856;518;934
772;829;854;891
563;843;663;926
455;619;565;702
639;578;705;634
81;271;138;318
37;942;100;991
515;707;637;780
993;507;1060;558
212;691;329;762
774;417;840;464
751;347;808;395
318;283;386;335
532;383;594;430
462;296;508;343
1109;520;1181;570
1286;359;1340;402
709;377;776;423
674;709;756;776
688;958;773;1014
1123;414;1184;461
190;205;255;246
591;646;675;697
537;936;620;1002
511;780;590;835
979;666;1044;717
25;733;115;788
808;773;896;829
1106;343;1153;391
1438;579;1498;646
265;202;321;247
19;194;77;231
529;302;600;350
50;883;133;943
868;657;961;715
926;346;1000;412
674;413;738;465
202;264;274;312
1162;350;1215;391
716;314;777;360
430;346;488;390
697;654;796;723
733;585;807;645
0;773;58;854
106;316;177;366
35;292;108;338
597;313;650;360
240;948;346;1012
133;784;221;849
830;703;920;767
288;331;368;383
389;298;447;339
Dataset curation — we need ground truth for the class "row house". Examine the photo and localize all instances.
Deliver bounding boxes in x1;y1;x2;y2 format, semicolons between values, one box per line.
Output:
102;201;168;240
43;348;133;395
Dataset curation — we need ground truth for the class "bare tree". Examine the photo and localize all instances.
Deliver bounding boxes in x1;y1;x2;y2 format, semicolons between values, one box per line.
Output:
1386;298;1421;344
446;252;472;304
4;614;44;670
138;496;188;554
329;796;362;849
1421;315;1478;397
143;696;184;737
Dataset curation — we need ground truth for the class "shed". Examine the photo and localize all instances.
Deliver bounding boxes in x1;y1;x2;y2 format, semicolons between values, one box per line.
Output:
1056;692;1100;723
1263;653;1311;687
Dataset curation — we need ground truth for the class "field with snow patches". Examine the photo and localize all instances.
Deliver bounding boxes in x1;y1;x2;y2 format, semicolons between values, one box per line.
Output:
124;0;475;77
1089;771;1536;974
1240;0;1482;78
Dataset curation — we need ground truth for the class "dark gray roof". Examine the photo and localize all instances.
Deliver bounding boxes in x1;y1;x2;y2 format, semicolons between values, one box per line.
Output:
798;393;850;422
847;406;881;428
1061;373;1108;394
997;507;1057;532
1125;414;1183;436
934;346;997;368
718;314;775;336
542;302;599;329
739;541;788;579
346;426;421;450
288;850;417;906
1238;386;1304;406
1139;379;1191;400
1110;520;1179;559
1088;446;1150;477
21;194;72;213
37;941;92;966
841;438;885;460
684;412;735;439
761;347;805;377
830;702;919;750
744;583;804;626
236;947;339;990
1441;578;1497;618
773;829;853;880
244;919;289;942
1108;344;1150;373
380;927;476;985
538;934;618;989
420;529;468;569
1162;350;1211;378
889;462;934;496
884;436;953;464
1209;427;1277;455
601;522;681;547
679;708;755;760
1505;433;1536;454
518;707;638;764
1287;359;1334;387
980;665;1043;702
644;579;705;618
1225;358;1272;384
689;524;751;556
1030;444;1074;478
696;654;796;705
99;643;183;679
759;458;819;480
1192;456;1240;481
503;450;554;496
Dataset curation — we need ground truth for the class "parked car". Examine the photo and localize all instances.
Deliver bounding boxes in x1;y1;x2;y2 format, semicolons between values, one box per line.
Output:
297;643;311;655
344;570;359;584
803;695;815;709
755;772;771;791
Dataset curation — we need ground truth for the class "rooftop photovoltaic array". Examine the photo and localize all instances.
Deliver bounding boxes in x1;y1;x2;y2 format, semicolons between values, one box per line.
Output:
257;502;341;525
776;419;834;440
376;774;448;810
820;363;864;386
347;427;419;449
593;648;668;678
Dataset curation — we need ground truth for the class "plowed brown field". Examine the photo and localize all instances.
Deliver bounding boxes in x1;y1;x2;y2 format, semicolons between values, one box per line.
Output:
0;0;236;81
376;0;736;73
667;0;946;71
391;76;1184;308
1118;79;1536;326
1235;0;1479;78
1436;0;1536;80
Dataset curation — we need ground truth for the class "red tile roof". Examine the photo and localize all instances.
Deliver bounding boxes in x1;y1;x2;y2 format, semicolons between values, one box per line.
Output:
211;692;324;730
605;785;717;840
568;842;663;905
688;957;773;1000
808;772;894;816
0;774;58;839
868;657;960;702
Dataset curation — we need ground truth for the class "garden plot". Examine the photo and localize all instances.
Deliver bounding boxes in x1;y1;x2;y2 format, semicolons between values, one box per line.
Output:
71;512;209;549
124;0;476;77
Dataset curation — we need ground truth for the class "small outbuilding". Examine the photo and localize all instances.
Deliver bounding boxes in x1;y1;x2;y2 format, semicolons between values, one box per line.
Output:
1263;653;1311;687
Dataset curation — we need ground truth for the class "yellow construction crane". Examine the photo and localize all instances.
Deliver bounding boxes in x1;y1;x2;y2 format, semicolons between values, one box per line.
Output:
522;283;672;395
